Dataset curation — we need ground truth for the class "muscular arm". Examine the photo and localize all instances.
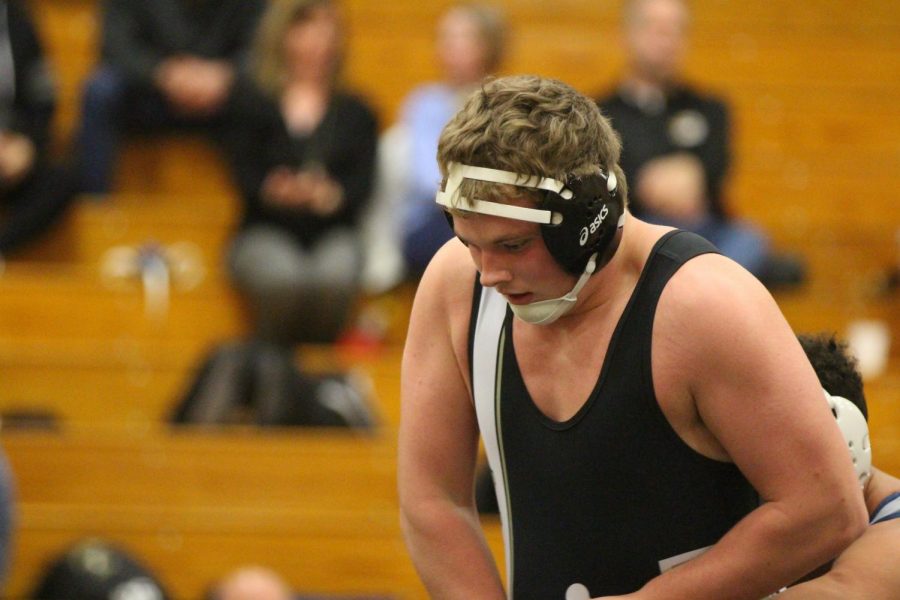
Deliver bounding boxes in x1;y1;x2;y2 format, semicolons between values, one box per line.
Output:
398;242;506;599
623;255;867;599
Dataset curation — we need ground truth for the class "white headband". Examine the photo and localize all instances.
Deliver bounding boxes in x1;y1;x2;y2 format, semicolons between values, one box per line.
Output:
435;162;578;225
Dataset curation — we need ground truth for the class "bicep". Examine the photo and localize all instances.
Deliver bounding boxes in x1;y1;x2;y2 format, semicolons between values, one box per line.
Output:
670;259;853;501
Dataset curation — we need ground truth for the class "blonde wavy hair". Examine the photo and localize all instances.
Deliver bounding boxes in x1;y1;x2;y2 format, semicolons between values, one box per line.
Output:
251;0;344;97
437;75;628;207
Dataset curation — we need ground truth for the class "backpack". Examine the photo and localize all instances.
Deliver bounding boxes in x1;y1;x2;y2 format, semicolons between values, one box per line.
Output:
170;340;375;428
31;539;169;600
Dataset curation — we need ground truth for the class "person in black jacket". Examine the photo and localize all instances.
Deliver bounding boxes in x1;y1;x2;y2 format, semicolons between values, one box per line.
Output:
221;0;377;345
597;0;805;288
72;0;266;194
0;0;74;259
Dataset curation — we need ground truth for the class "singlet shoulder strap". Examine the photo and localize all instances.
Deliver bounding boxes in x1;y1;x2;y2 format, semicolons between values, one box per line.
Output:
655;229;719;264
629;230;719;321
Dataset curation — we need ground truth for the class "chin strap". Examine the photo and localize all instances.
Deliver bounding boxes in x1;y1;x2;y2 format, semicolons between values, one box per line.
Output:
509;253;597;325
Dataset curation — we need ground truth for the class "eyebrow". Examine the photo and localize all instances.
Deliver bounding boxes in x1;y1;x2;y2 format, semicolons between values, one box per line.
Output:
455;231;535;248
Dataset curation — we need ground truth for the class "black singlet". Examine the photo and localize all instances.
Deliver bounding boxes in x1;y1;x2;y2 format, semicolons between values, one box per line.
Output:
468;230;759;598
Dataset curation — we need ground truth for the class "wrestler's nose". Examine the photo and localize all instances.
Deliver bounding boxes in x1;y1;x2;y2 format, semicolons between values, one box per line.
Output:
478;250;513;288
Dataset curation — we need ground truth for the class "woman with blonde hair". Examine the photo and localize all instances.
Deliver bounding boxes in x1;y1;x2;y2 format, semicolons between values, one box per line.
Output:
222;0;378;345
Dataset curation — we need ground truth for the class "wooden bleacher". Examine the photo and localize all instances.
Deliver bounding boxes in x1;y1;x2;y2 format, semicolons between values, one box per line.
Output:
0;338;403;432
0;430;424;599
3;0;899;598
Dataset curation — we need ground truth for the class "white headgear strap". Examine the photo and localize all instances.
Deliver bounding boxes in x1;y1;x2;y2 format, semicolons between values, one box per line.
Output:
436;162;616;325
507;253;598;325
824;389;872;488
436;162;571;225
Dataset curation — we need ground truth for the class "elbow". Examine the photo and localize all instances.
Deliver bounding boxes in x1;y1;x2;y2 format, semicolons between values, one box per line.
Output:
399;490;476;547
398;491;444;545
818;494;868;560
399;502;417;545
399;493;428;539
399;496;446;557
398;486;421;541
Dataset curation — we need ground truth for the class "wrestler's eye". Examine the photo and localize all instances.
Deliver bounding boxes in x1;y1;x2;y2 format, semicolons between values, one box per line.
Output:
501;240;530;252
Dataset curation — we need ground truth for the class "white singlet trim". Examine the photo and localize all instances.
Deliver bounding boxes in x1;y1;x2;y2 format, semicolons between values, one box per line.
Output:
471;285;514;598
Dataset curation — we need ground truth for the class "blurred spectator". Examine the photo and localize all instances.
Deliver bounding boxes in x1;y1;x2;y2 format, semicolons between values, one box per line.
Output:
206;565;394;600
597;0;805;288
72;0;266;194
396;3;506;277
207;566;292;600
221;0;377;346
0;0;75;259
31;538;170;600
176;0;379;431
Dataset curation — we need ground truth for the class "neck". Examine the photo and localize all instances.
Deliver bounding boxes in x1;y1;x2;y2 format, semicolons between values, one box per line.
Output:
287;68;333;90
291;78;323;90
447;78;481;98
550;217;658;325
567;255;627;318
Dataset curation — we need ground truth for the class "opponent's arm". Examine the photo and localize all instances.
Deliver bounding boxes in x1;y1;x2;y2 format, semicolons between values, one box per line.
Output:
776;518;900;599
778;468;900;599
620;256;867;600
398;243;506;599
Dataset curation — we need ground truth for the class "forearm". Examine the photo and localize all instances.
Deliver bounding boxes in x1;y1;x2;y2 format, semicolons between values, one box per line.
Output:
401;498;505;600
633;501;862;600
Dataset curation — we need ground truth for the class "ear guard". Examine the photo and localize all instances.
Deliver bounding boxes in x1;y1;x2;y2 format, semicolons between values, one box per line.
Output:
436;162;625;274
824;389;873;487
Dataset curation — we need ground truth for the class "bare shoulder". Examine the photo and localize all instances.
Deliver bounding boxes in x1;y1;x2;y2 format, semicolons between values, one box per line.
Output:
662;252;773;324
651;249;824;440
405;239;478;384
411;238;477;332
655;252;798;372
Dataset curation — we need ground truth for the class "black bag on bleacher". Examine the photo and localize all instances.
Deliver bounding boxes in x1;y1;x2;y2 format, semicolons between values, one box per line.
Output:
170;340;375;428
31;538;170;600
